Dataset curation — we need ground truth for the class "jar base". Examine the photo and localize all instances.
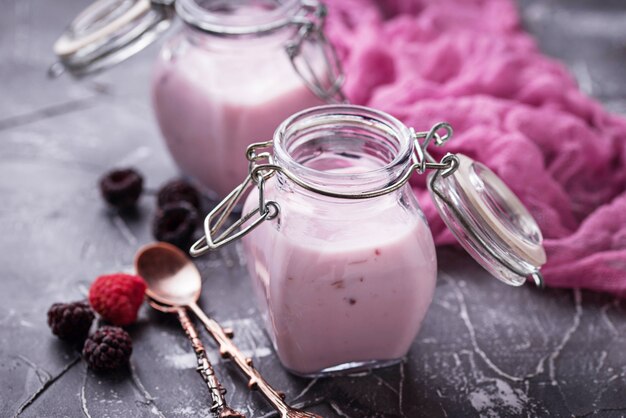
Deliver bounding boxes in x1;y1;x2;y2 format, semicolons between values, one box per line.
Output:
286;358;404;378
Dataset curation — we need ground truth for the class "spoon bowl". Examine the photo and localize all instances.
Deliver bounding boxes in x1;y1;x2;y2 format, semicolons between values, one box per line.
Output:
135;242;201;307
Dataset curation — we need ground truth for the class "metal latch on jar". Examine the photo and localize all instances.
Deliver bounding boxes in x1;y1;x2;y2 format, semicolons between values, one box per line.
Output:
285;0;347;104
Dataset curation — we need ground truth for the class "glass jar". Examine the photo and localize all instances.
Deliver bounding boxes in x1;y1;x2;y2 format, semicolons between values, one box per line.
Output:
53;0;345;198
190;104;547;377
243;107;437;375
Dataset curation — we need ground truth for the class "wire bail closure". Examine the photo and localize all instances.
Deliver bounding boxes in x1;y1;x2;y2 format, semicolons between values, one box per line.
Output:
285;0;347;103
189;122;456;257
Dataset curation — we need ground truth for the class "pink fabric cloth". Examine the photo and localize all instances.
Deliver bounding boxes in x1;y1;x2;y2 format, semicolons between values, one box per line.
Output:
323;0;626;295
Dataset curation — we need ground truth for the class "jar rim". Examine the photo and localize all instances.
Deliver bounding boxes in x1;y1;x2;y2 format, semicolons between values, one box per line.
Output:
273;104;414;193
176;0;302;36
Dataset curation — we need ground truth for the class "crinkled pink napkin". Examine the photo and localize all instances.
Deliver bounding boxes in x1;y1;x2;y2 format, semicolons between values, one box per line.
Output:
324;0;626;295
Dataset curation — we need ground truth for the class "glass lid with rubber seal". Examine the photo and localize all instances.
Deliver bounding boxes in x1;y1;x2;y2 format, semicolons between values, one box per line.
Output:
400;122;546;287
51;0;175;77
426;152;546;287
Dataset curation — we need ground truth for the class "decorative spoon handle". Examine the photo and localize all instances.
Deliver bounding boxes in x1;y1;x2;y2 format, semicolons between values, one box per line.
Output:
176;307;245;418
187;302;322;418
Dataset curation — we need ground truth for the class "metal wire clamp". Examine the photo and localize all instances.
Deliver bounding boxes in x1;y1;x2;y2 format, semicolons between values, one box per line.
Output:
285;0;347;104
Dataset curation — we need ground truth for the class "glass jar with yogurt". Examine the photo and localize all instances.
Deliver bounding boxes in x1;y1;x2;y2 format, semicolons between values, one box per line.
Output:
190;104;547;376
53;0;345;198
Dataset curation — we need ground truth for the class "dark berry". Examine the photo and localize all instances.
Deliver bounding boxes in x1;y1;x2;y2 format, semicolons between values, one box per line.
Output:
83;326;132;372
47;301;94;343
99;168;143;209
157;179;202;211
152;201;198;249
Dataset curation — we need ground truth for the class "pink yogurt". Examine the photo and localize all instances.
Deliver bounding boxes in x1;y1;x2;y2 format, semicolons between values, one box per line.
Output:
151;35;324;197
241;161;438;375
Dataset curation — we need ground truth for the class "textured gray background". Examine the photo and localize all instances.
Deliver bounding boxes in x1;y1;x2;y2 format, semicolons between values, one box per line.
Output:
1;0;625;417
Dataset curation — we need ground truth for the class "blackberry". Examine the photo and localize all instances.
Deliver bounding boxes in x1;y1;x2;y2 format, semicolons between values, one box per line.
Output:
157;179;202;211
47;301;94;343
99;168;143;209
152;201;198;249
83;326;132;372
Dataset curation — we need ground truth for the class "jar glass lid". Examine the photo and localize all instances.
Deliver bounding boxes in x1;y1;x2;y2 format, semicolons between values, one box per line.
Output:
427;153;546;287
52;0;175;77
51;0;305;77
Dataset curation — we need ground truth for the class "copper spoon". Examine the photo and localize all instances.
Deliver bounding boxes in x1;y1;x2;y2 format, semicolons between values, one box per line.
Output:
135;242;321;418
135;243;244;418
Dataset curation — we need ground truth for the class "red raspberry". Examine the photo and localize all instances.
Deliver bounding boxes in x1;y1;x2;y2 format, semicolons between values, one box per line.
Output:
88;274;147;326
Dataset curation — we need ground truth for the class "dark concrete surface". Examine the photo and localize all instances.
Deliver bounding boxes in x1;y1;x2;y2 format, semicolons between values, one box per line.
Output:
1;0;625;417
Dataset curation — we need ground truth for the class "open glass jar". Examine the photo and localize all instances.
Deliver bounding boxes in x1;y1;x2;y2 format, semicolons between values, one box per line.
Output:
53;0;345;197
190;105;547;376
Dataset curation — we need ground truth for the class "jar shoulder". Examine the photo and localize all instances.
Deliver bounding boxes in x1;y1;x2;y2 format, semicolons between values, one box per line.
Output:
154;30;303;84
243;181;434;250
